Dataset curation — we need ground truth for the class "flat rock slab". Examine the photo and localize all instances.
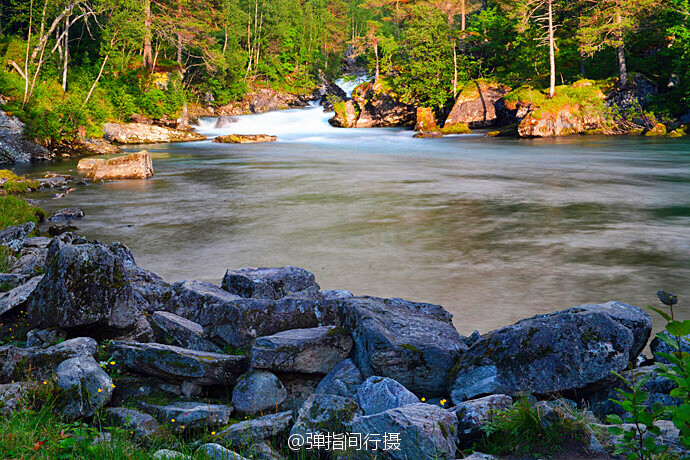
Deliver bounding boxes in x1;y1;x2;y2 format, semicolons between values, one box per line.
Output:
78;151;154;180
151;311;222;353
221;267;319;300
104;407;162;439
103;123;206;144
110;341;247;385
342;296;466;397
450;302;648;403
250;326;353;374
213;134;277;144
0;222;35;252
139;400;234;430
0;275;42;316
215;411;293;447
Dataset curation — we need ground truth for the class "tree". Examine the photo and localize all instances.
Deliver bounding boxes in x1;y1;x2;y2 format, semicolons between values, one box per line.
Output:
578;0;660;88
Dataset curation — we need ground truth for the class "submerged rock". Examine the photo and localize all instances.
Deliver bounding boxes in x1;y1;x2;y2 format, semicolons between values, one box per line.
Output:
450;301;650;403
213;134;277;144
109;341;247;385
103;123;206;144
78;151;154;180
342;296;466;397
250;326;353;374
48;208;85;222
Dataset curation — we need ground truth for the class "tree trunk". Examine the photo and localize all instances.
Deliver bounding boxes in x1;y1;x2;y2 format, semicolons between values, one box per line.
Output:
143;0;153;69
616;12;628;88
547;0;555;98
461;0;466;31
62;13;69;91
453;40;458;99
373;38;380;82
580;51;586;77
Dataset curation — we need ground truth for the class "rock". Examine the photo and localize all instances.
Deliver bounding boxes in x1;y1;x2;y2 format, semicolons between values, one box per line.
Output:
164;280;340;348
445;81;511;128
151;311;222;353
197;443;249;460
48;208;85;222
232;370;287;414
212;134;277;144
450;394;513;439
351;80;416;128
56;355;113;418
0;222;35;252
0;273;29;292
414;107;438;132
38;175;68;188
349;403;458;460
0;109;53;164
645;123;668;136
216;87;309;115
314;71;348;106
109;341;247;385
25;328;67;348
315;358;363;398
26;238;142;335
342;296;466;397
413;131;442;139
290;393;362;437
110;242;171;313
355;376;420;415
8;245;47;276
81;138;121;155
463;454;499;460
221;267;319;300
78;151;154;180
110;376;187;406
250;326;353;374
139;401;234;431
450;302;649;403
276;372;321;411
154;449;190;460
605;420;687;458
518;105;605;137
0;382;26;415
321;290;354;301
103;123;206;144
245;443;285;460
104;407;162;439
214;116;238;129
215;411;293;447
0;275;42;316
651;332;690;364
329;100;359;128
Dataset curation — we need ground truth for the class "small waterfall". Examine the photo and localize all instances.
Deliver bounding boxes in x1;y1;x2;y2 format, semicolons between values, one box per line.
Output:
335;75;370;98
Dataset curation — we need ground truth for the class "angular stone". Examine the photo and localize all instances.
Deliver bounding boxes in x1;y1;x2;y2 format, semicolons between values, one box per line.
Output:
315;358;363;398
0;273;29;291
0;382;26;416
250;326;353;374
445;81;511;128
26;328;67;348
450;394;513;438
213;134;277;144
165;280;340;348
277;372;321;411
450;302;646;403
349;403;458;460
78;151;154;180
152;311;222;353
110;242;171;313
651;332;690;364
215;411;293;447
153;450;190;460
27;239;141;334
139;400;234;430
232;370;287;414
0;275;42;316
103;123;206;144
197;444;249;460
110;341;247;385
9;246;47;276
56;355;113;418
342;296;466;397
104;407;162;439
290;393;362;438
48;208;85;222
355;376;420;416
0;222;35;252
221;267;319;300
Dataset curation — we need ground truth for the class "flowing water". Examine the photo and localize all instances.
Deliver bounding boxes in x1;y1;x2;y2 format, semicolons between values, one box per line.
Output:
11;101;690;335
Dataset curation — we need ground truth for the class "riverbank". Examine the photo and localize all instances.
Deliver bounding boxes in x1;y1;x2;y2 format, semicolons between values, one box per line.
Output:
0;218;689;459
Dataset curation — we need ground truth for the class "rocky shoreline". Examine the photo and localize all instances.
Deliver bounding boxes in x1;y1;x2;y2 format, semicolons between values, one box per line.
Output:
0;220;686;459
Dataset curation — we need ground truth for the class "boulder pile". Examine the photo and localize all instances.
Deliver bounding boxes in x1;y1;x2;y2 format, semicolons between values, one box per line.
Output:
0;222;677;459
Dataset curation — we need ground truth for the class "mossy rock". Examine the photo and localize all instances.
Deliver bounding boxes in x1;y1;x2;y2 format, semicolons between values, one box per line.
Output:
441;123;471;135
487;131;501;137
645;123;667;136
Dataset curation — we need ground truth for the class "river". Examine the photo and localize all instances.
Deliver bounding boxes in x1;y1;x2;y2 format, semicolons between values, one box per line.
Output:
11;102;690;335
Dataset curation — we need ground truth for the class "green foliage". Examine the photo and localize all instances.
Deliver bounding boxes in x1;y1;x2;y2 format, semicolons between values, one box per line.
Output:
476;396;593;456
0;246;14;273
0;195;45;230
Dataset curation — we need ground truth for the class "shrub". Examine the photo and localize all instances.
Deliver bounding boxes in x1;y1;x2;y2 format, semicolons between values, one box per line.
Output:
0;195;45;230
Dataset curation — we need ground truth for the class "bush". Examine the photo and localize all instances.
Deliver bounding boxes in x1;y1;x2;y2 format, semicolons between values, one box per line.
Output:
0;195;45;230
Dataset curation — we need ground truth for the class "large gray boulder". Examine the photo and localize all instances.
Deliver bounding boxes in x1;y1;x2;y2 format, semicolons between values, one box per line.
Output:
215;411;293;447
356;376;420;415
104;407;163;439
0;275;42;316
349;403;458;460
151;311;222;353
109;341;247;385
0;222;35;252
138;401;234;431
314;358;363;398
221;266;319;300
450;302;649;403
290;393;362;438
342;296;466;397
232;370;287;414
250;326;353;374
56;355;113;418
164;280;340;348
26;239;142;334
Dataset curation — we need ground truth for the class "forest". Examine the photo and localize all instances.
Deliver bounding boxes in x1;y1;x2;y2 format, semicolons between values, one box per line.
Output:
0;0;689;146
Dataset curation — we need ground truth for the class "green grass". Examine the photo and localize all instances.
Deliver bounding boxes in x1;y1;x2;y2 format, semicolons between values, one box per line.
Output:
0;245;14;273
0;195;45;230
441;123;471;135
502;80;612;119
